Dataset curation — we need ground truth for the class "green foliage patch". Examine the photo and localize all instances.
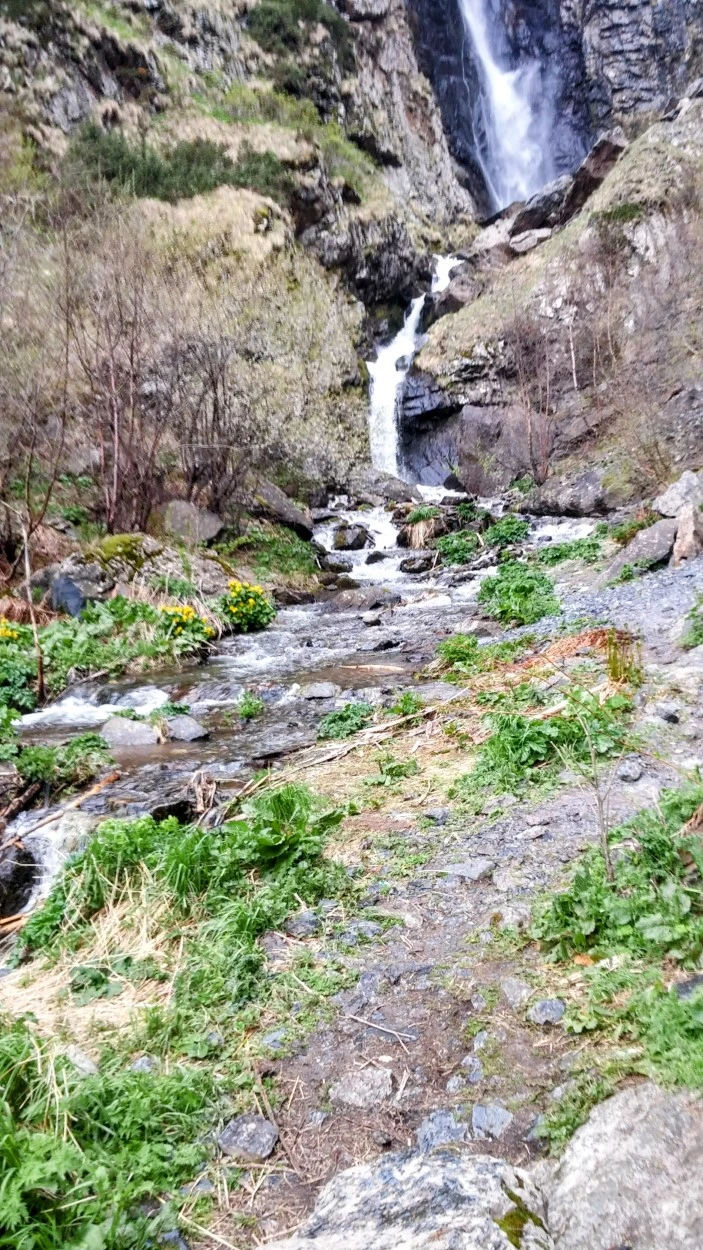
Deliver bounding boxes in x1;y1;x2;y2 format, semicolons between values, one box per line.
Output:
435;529;480;565
406;505;441;524
477;562;559;625
218;524;319;579
317;700;374;740
434;633;528;681
484;515;530;548
534;536;602;566
247;0;354;69
682;596;703;650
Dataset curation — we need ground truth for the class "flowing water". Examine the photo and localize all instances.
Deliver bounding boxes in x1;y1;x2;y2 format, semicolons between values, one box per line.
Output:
457;0;555;209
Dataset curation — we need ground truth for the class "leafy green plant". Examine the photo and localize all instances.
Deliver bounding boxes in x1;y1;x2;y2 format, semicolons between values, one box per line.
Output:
406;505;440;524
17;734;111;794
219;580;276;633
534;536;602;566
434;633;528;679
484;515;530;548
317;701;374;740
435;530;480;565
156;604;215;650
608;511;658;546
364;752;420;787
238;691;265;720
388;690;423;718
218;524;318;578
478;562;559;625
682;596;703;650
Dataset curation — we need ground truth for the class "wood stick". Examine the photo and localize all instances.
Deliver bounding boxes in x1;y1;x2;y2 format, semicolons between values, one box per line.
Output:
24;770;121;834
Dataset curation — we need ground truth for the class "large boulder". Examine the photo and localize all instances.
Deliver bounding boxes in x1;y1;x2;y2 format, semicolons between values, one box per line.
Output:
49;558;116;616
151;500;223;545
262;1150;550;1250
561;130;629;219
509;174;573;236
522;470;619;517
672;502;703;566
599;517;679;585
545;1083;703;1250
652;470;703;517
101;717;160;747
346;468;422;505
247;479;314;541
334;523;371;551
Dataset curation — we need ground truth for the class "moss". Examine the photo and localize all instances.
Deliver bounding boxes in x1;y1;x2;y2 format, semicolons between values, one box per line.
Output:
92;534;150;570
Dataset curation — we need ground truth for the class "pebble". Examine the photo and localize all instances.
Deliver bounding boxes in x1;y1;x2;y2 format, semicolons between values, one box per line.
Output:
470;992;487;1012
218;1114;279;1161
446;1074;466;1094
460;1055;484;1084
329;1067;393;1109
472;1103;514;1140
423;807;450;826
500;976;533;1010
130;1054;159;1073
617;758;644;782
307;1109;329;1127
284;910;321;938
416;1109;468;1152
372;1129;393;1147
261;1029;288;1052
64;1045;99;1077
528;998;566;1026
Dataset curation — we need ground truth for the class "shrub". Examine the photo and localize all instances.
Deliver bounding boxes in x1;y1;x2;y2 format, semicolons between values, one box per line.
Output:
18;734;111;793
406;505;440;524
219;524;318;578
247;0;354;68
220;580;276;633
435;530;480;565
484;515;530;548
318;701;374;740
478;562;559;625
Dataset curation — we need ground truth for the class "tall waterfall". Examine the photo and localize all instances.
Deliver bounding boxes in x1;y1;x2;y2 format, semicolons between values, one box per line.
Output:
458;0;556;209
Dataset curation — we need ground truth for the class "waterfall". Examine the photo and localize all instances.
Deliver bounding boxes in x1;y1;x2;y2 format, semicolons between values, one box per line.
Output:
457;0;555;210
367;257;461;479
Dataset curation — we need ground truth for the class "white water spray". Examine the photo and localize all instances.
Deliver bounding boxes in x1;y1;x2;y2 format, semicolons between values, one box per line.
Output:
367;256;461;478
458;0;555;209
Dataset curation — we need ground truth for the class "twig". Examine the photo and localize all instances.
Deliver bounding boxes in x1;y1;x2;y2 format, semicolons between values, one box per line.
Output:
22;770;121;835
345;1013;414;1052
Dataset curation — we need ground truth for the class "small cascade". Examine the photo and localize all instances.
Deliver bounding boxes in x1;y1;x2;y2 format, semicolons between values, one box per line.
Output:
457;0;555;209
366;255;461;479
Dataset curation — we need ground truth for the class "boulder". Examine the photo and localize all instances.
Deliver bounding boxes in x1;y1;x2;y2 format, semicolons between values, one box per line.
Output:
561;130;629;219
599;517;679;585
333;523;371;551
218;1113;278;1162
399;553;434;574
509;174;573;235
522;470;615;517
653;470;703;517
509;228;553;255
262;1151;550;1250
397;516;448;548
346;468;422;504
672;501;703;565
101;717;160;747
427;263;485;323
50;558;115;615
152;500;223;545
322;553;354;573
165;715;209;742
248;478;314;541
545;1083;703;1250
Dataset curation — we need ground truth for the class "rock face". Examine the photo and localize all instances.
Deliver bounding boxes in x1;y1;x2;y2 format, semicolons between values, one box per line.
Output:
653;470;703;517
545;1083;703;1249
263;1150;551;1249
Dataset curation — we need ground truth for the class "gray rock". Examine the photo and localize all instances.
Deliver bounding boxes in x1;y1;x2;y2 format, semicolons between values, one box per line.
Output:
362;611;383;626
528;999;565;1026
600;517;679;586
346;468;422;504
153;500;223;544
299;682;341;700
545;1083;703;1250
130;1055;159;1073
329;1066;393;1109
460;1056;484;1084
262;1149;549;1250
509;227;552;254
101;717;160;747
166;715;209;742
366;550;389;564
441;857;496;882
509;173;573;234
218;1113;279;1161
655;701;681;724
616;758;644;782
416;1109;468;1152
473;1031;491;1051
423;807;450;825
672;501;703;566
652;469;703;517
323;553;354;573
64;1045;98;1077
472;1104;514;1141
500;977;533;1010
261;1029;288;1052
284;910;321;938
446;1074;466;1094
248;477;314;541
399;553;434;574
334;523;371;551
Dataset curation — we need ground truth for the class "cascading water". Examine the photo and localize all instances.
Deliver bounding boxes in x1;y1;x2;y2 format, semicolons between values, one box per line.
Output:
367;256;461;479
457;0;556;209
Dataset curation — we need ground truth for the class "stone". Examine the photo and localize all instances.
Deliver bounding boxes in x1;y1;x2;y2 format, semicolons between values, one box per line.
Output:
248;478;314;541
101;717;160;747
399;553;434;574
323;553;354;573
130;1055;160;1073
165;715;209;742
362;611;383;626
50;574;88;617
217;1113;279;1161
446;1074;466;1094
672;501;703;565
460;1056;484;1084
616;757;644;782
655;701;681;724
528;999;565;1026
329;1067;393;1109
100;720;158;745
416;1109;468;1152
441;857;496;882
423;807;450;825
65;1045;99;1077
509;227;552;254
599;518;679;586
561;130;629;218
299;682;341;700
523;470;614;518
545;1083;703;1250
346;468;422;504
284;910;321;938
500;977;533;1010
261;1029;288;1052
509;173;573;235
262;1150;548;1250
334;523;371;551
652;469;703;517
471;1104;513;1141
366;550;388;564
152;500;223;545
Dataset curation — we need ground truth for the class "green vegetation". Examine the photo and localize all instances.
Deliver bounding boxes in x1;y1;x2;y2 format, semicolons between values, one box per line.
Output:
246;0;354;69
72;125;294;206
8;784;350;1248
534;536;602;566
535;1071;617;1154
608;512;657;546
219;580;277;633
610;559;651;584
455;501;490;527
364;752;419;788
218;525;319;580
318;700;374;740
238;691;265;720
406;505;441;524
478;562;559;625
388;690;424;718
484;515;530;548
435;530;480;565
457;688;631;797
682;596;703;650
434;632;528;680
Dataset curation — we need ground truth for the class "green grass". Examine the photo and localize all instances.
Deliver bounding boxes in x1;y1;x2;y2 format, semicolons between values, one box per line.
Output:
246;0;354;69
477;562;559;625
682;596;703;650
238;691;265;720
71;125;294;205
217;524;318;579
317;701;374;740
406;505;440;524
6;783;352;1249
434;633;529;681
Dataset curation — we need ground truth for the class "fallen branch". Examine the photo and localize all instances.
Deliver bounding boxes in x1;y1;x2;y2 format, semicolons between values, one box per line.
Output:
23;770;121;835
